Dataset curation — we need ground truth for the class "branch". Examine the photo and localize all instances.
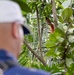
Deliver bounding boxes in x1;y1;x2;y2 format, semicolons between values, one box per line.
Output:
35;23;45;55
51;0;58;27
62;24;71;75
36;5;43;59
41;23;45;37
23;39;47;66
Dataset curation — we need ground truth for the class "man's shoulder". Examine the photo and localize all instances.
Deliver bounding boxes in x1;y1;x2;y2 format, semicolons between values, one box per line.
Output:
4;66;50;75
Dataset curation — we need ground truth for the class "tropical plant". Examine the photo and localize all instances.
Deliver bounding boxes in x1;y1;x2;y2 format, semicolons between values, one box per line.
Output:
13;0;74;75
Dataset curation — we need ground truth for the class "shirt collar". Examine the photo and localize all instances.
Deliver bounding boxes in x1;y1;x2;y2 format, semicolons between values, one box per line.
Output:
0;49;17;62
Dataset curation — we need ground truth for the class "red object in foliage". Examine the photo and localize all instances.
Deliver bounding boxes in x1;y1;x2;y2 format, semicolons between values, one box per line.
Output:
46;17;55;33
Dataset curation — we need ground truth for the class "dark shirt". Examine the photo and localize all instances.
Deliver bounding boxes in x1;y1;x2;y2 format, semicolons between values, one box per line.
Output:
0;49;50;75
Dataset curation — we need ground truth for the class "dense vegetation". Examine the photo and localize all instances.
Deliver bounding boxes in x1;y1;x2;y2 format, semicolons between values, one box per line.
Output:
13;0;74;75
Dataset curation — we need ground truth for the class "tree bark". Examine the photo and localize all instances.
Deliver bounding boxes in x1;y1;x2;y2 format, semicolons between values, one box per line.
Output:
51;0;58;27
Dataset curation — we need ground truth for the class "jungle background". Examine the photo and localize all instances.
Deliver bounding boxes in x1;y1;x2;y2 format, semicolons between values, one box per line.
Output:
13;0;74;75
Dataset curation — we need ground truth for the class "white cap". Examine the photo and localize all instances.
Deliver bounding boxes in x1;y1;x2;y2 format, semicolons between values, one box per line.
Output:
0;0;30;34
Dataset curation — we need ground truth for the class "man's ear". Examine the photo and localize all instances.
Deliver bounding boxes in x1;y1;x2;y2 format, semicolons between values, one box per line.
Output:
12;22;19;39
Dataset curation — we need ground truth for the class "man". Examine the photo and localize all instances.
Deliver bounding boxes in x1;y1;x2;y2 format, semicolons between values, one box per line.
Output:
0;1;50;75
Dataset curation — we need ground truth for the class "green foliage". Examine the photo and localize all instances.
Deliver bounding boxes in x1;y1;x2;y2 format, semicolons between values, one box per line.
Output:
46;6;74;75
15;0;74;75
13;0;31;13
62;8;73;22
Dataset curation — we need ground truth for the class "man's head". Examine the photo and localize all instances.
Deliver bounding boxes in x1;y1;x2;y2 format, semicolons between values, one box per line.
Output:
0;1;30;57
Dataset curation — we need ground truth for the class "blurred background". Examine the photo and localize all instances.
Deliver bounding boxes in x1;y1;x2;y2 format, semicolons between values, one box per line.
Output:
13;0;74;75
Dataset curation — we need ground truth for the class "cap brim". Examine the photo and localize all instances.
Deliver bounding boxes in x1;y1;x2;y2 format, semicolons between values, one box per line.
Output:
22;25;30;35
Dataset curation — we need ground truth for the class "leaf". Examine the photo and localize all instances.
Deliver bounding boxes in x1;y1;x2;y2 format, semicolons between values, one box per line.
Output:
58;24;65;33
62;8;73;22
55;28;65;37
46;47;57;57
51;64;63;73
46;28;65;48
58;16;64;23
13;0;31;13
57;45;65;53
46;36;58;48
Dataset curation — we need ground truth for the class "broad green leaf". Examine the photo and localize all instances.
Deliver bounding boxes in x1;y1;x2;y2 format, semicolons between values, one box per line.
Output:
46;35;58;48
62;8;73;22
46;47;57;57
13;0;31;13
55;28;65;37
46;28;65;48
